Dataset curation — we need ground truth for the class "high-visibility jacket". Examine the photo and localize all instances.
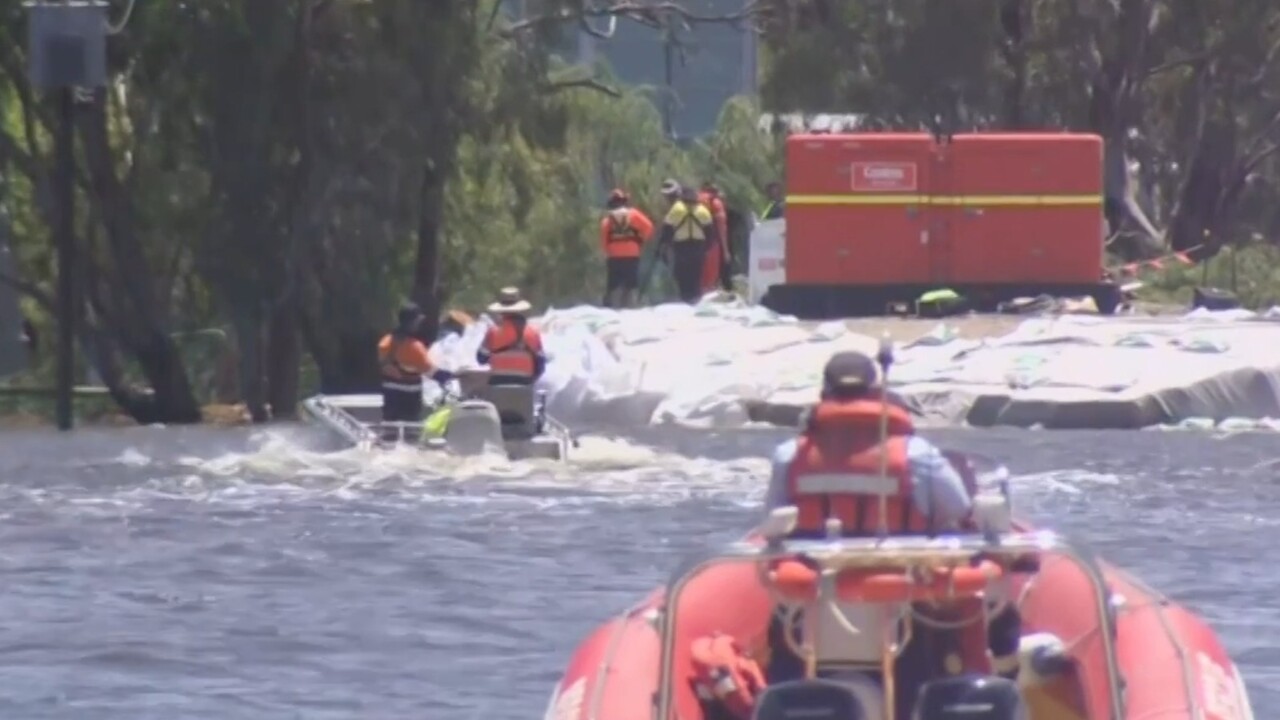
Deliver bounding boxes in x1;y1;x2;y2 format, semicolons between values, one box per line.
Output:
600;207;654;259
784;399;931;537
663;201;713;243
699;192;729;253
481;318;546;383
378;334;433;393
759;200;784;220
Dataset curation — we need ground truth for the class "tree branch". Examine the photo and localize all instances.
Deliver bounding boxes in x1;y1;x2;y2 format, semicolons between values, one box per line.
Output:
541;77;622;97
1242;105;1280;161
1145;51;1212;79
0;270;53;312
501;0;764;37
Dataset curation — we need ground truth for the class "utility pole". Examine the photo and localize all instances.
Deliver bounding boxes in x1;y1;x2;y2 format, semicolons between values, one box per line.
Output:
53;86;74;430
661;27;675;139
25;0;108;431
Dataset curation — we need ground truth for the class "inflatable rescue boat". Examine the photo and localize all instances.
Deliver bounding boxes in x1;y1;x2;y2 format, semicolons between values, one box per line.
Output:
548;453;1255;720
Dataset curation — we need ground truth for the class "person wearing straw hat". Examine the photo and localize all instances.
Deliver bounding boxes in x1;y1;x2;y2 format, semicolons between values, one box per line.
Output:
477;287;546;386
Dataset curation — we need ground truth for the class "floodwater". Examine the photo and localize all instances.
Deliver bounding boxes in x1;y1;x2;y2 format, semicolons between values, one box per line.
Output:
0;424;1274;718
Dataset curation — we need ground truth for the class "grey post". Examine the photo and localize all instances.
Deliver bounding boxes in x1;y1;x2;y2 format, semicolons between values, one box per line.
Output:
24;0;108;431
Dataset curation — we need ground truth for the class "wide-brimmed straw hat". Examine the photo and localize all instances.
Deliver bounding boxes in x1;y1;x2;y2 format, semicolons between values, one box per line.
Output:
486;286;532;314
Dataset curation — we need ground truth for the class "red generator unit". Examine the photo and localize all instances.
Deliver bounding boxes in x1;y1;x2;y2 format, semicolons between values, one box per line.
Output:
765;131;1120;318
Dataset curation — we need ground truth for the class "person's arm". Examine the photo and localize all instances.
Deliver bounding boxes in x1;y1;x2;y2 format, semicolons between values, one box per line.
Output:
529;330;548;380
409;341;456;385
700;209;720;252
714;202;730;258
905;436;972;530
634;209;655;244
599;216;612;254
476;328;492;366
762;438;798;522
657;207;678;249
404;341;435;375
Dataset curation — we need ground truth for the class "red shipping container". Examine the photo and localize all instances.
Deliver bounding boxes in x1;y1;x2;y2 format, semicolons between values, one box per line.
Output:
939;134;1104;285
785;133;934;285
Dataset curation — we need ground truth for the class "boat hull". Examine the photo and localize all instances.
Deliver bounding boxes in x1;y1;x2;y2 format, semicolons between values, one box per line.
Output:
548;533;1253;720
301;393;569;461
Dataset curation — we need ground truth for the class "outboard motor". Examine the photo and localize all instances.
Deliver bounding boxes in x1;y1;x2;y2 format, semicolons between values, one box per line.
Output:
912;675;1029;720
442;400;506;456
751;678;872;720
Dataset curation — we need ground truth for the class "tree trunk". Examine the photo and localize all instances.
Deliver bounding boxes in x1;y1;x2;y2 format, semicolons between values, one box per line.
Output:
998;0;1027;128
300;307;380;394
232;304;269;423
266;298;301;418
1167;117;1236;253
314;332;380;393
76;92;202;423
412;161;447;344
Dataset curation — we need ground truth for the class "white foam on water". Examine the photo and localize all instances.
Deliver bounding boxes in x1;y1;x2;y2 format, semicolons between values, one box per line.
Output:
47;426;1144;524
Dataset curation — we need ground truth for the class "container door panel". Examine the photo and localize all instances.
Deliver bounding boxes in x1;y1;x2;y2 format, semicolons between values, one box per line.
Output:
785;134;933;285
946;134;1104;285
927;145;954;285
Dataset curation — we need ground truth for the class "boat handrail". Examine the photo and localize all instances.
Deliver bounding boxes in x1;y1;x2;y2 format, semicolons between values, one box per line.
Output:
651;530;1126;720
304;393;574;455
303;395;380;447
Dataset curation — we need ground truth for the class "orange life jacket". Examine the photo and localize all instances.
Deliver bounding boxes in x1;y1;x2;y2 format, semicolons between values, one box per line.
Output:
484;318;543;380
698;191;729;245
689;633;767;720
606;208;643;243
377;334;432;389
785;399;931;536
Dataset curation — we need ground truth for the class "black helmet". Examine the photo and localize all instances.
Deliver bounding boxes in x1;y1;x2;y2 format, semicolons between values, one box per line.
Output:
397;302;424;328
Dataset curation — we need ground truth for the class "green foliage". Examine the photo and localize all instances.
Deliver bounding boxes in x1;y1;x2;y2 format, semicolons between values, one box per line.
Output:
2;0;1277;424
0;0;781;418
1140;245;1280;310
441;52;778;310
761;0;1280;255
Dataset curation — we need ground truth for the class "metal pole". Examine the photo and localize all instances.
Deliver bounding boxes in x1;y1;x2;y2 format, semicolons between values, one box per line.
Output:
54;87;75;431
662;25;674;138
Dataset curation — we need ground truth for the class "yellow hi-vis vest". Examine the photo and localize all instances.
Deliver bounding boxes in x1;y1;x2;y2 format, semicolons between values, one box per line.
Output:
665;201;712;242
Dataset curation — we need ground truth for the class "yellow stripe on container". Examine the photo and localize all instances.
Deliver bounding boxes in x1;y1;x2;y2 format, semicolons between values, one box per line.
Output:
787;194;1103;207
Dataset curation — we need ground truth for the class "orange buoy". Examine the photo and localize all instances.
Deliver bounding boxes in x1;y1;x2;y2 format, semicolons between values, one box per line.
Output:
767;560;1003;604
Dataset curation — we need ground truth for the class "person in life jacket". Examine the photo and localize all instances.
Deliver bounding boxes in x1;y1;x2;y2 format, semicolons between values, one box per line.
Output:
600;188;655;309
378;302;453;422
698;182;731;295
756;351;1024;718
476;287;546;386
759;181;785;220
763;350;971;535
657;179;717;304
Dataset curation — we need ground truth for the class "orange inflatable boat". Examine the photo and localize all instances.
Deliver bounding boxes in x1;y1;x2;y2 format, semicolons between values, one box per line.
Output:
547;453;1255;720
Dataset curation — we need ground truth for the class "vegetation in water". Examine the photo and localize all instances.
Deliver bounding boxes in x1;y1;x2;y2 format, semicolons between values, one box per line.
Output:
0;0;1277;424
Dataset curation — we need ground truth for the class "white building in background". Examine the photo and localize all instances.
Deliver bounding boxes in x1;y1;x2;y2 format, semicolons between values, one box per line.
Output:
506;0;759;140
